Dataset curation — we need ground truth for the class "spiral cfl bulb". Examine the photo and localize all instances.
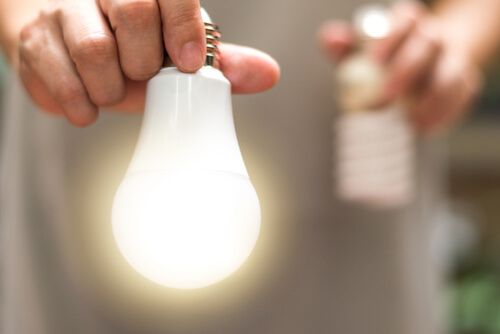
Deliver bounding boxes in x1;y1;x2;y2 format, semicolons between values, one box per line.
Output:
335;4;415;208
112;9;261;289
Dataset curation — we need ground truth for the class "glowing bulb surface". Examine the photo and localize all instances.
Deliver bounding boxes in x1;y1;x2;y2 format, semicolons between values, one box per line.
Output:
112;67;261;289
353;5;392;39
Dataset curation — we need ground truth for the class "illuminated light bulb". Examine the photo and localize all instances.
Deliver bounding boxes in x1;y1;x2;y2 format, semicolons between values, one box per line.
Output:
353;4;391;39
334;4;415;208
112;9;261;289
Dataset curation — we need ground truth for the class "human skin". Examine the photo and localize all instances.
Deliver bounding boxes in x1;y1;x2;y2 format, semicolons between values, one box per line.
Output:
0;0;280;127
318;0;500;135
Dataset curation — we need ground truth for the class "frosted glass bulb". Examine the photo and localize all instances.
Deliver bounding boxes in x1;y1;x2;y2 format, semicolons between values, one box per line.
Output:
112;31;260;288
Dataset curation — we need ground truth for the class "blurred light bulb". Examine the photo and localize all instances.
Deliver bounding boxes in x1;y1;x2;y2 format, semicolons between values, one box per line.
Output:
354;5;392;39
112;10;261;289
335;4;415;208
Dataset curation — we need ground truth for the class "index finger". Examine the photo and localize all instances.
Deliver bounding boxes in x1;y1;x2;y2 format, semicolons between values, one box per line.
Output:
318;21;357;64
157;0;206;72
367;1;424;63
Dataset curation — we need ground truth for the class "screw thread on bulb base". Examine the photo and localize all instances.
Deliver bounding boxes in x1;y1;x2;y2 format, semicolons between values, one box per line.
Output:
163;19;221;69
205;22;221;68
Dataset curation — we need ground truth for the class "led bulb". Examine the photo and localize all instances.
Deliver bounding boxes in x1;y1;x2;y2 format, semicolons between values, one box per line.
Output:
112;12;261;289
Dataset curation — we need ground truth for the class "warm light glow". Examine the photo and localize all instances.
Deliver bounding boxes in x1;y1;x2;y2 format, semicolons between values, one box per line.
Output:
354;6;391;39
111;60;261;290
362;12;390;38
112;169;260;289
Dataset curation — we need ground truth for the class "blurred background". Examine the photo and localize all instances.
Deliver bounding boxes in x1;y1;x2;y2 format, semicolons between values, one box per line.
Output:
1;0;500;333
443;51;500;334
411;2;500;334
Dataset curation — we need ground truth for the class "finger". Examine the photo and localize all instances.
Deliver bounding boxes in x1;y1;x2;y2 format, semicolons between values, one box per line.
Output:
418;79;480;135
58;1;126;108
109;43;281;110
410;58;480;135
100;0;163;80
411;78;457;134
19;59;64;116
19;15;98;126
368;0;424;63
109;43;282;111
157;0;206;72
106;78;148;112
219;43;280;95
380;19;442;103
317;21;356;63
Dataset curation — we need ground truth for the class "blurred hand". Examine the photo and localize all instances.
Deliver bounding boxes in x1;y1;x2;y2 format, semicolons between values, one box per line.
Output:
14;0;279;126
318;0;482;135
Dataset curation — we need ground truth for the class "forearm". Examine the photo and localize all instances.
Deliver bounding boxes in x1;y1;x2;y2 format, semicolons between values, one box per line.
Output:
433;0;500;68
0;0;46;66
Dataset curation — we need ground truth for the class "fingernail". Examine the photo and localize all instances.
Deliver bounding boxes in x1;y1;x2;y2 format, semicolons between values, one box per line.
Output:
179;42;204;71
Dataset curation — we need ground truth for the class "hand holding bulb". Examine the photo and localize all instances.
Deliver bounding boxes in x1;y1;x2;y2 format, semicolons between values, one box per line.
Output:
317;1;483;207
318;0;480;135
7;0;279;126
323;4;416;207
4;0;280;288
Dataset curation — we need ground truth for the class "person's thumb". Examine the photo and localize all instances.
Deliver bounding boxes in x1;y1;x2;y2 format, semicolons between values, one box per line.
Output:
158;0;206;72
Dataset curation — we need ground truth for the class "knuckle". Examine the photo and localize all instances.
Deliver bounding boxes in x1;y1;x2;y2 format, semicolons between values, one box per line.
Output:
19;36;32;63
72;34;117;67
166;4;201;30
112;0;158;29
19;19;50;65
19;21;37;44
53;79;87;105
123;58;161;81
19;19;43;51
90;88;126;107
